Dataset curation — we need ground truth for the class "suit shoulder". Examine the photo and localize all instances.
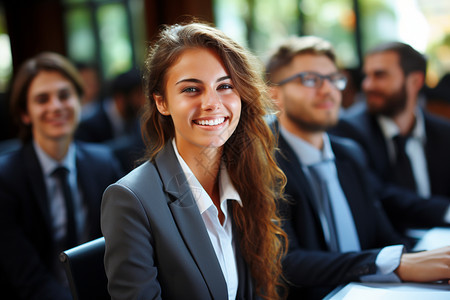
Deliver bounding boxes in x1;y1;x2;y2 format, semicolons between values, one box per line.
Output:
76;141;124;176
76;141;117;158
329;135;368;166
112;161;162;194
339;108;368;124
0;149;27;184
330;135;363;151
424;111;450;130
331;110;374;143
0;149;19;166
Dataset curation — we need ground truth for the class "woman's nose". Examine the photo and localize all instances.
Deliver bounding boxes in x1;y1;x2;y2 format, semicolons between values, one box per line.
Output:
201;89;221;110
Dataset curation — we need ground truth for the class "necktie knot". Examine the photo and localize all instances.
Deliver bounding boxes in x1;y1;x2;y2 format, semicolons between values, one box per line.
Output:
52;166;69;179
309;161;334;183
393;134;409;159
391;134;416;191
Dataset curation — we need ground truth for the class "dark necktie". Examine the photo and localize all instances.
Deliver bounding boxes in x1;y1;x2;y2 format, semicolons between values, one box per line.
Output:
52;166;78;249
392;135;417;191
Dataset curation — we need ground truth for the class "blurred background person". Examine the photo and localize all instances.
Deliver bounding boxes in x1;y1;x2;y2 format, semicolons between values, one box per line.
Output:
0;52;123;300
332;42;450;236
75;68;146;172
266;35;450;300
75;68;145;143
75;62;103;120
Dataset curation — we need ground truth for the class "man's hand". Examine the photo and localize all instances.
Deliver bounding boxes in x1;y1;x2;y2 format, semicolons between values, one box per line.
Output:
396;246;450;283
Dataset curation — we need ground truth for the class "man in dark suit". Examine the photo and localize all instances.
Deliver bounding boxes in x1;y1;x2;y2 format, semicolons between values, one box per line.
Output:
331;42;450;232
265;36;450;299
0;52;123;300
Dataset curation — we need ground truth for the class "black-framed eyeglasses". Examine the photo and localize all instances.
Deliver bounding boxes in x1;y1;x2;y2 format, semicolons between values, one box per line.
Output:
277;71;348;91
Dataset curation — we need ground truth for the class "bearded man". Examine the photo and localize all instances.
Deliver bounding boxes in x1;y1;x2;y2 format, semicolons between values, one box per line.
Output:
332;42;450;235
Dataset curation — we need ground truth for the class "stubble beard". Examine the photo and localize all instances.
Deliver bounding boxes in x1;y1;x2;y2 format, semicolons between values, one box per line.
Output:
285;110;338;133
367;84;408;118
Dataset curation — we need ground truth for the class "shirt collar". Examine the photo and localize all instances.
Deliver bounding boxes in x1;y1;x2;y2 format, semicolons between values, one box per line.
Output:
171;139;242;215
279;124;335;166
33;140;77;177
377;108;426;142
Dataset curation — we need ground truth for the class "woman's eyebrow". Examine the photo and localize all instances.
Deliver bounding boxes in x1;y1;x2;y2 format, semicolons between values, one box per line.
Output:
216;75;230;82
175;75;231;85
175;78;202;85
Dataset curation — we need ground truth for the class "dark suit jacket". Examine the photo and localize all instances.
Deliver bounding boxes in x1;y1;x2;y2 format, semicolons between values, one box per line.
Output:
275;127;407;300
0;141;123;300
75;101;115;143
331;109;450;229
101;142;257;300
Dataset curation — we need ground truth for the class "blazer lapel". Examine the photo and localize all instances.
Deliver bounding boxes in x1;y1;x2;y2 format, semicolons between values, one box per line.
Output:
74;145;102;238
277;133;323;221
155;143;228;300
23;143;53;235
276;126;339;249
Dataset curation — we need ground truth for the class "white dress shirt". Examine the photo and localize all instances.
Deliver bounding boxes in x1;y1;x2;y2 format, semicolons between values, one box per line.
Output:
172;139;241;300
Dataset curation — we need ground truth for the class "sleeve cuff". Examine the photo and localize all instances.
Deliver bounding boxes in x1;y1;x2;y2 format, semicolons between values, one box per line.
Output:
360;245;404;283
444;206;450;223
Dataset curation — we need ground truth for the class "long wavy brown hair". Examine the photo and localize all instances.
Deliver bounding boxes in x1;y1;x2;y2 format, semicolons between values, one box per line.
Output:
141;21;287;299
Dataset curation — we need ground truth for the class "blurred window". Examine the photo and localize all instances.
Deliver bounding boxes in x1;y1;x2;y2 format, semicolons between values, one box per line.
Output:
0;4;12;93
215;0;450;86
215;0;357;68
63;0;146;81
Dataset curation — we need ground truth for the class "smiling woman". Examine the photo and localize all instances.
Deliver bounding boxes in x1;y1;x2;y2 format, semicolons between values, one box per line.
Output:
154;47;241;156
101;21;288;300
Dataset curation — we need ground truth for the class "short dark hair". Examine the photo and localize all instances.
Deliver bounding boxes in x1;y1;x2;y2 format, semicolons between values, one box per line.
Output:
366;41;427;76
10;52;84;141
265;36;336;84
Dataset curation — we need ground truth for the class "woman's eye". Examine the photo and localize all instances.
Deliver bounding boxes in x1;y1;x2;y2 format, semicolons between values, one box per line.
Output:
182;87;199;93
218;83;233;90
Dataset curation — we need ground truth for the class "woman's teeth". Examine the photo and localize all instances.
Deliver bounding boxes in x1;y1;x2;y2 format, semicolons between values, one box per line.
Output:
195;117;225;126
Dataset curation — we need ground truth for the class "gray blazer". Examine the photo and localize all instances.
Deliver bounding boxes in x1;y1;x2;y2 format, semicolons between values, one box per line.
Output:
101;142;256;300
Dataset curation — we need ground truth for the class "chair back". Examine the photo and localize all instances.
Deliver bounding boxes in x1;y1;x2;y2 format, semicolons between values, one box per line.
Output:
60;237;109;300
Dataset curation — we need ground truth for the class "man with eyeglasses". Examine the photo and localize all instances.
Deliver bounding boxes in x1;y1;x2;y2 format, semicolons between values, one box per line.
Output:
331;42;450;236
265;36;450;300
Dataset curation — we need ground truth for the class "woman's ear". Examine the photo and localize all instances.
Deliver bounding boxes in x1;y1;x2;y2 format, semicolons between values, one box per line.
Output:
154;94;170;116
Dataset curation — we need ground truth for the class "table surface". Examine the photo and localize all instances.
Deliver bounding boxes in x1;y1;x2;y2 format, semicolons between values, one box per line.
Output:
324;227;450;299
